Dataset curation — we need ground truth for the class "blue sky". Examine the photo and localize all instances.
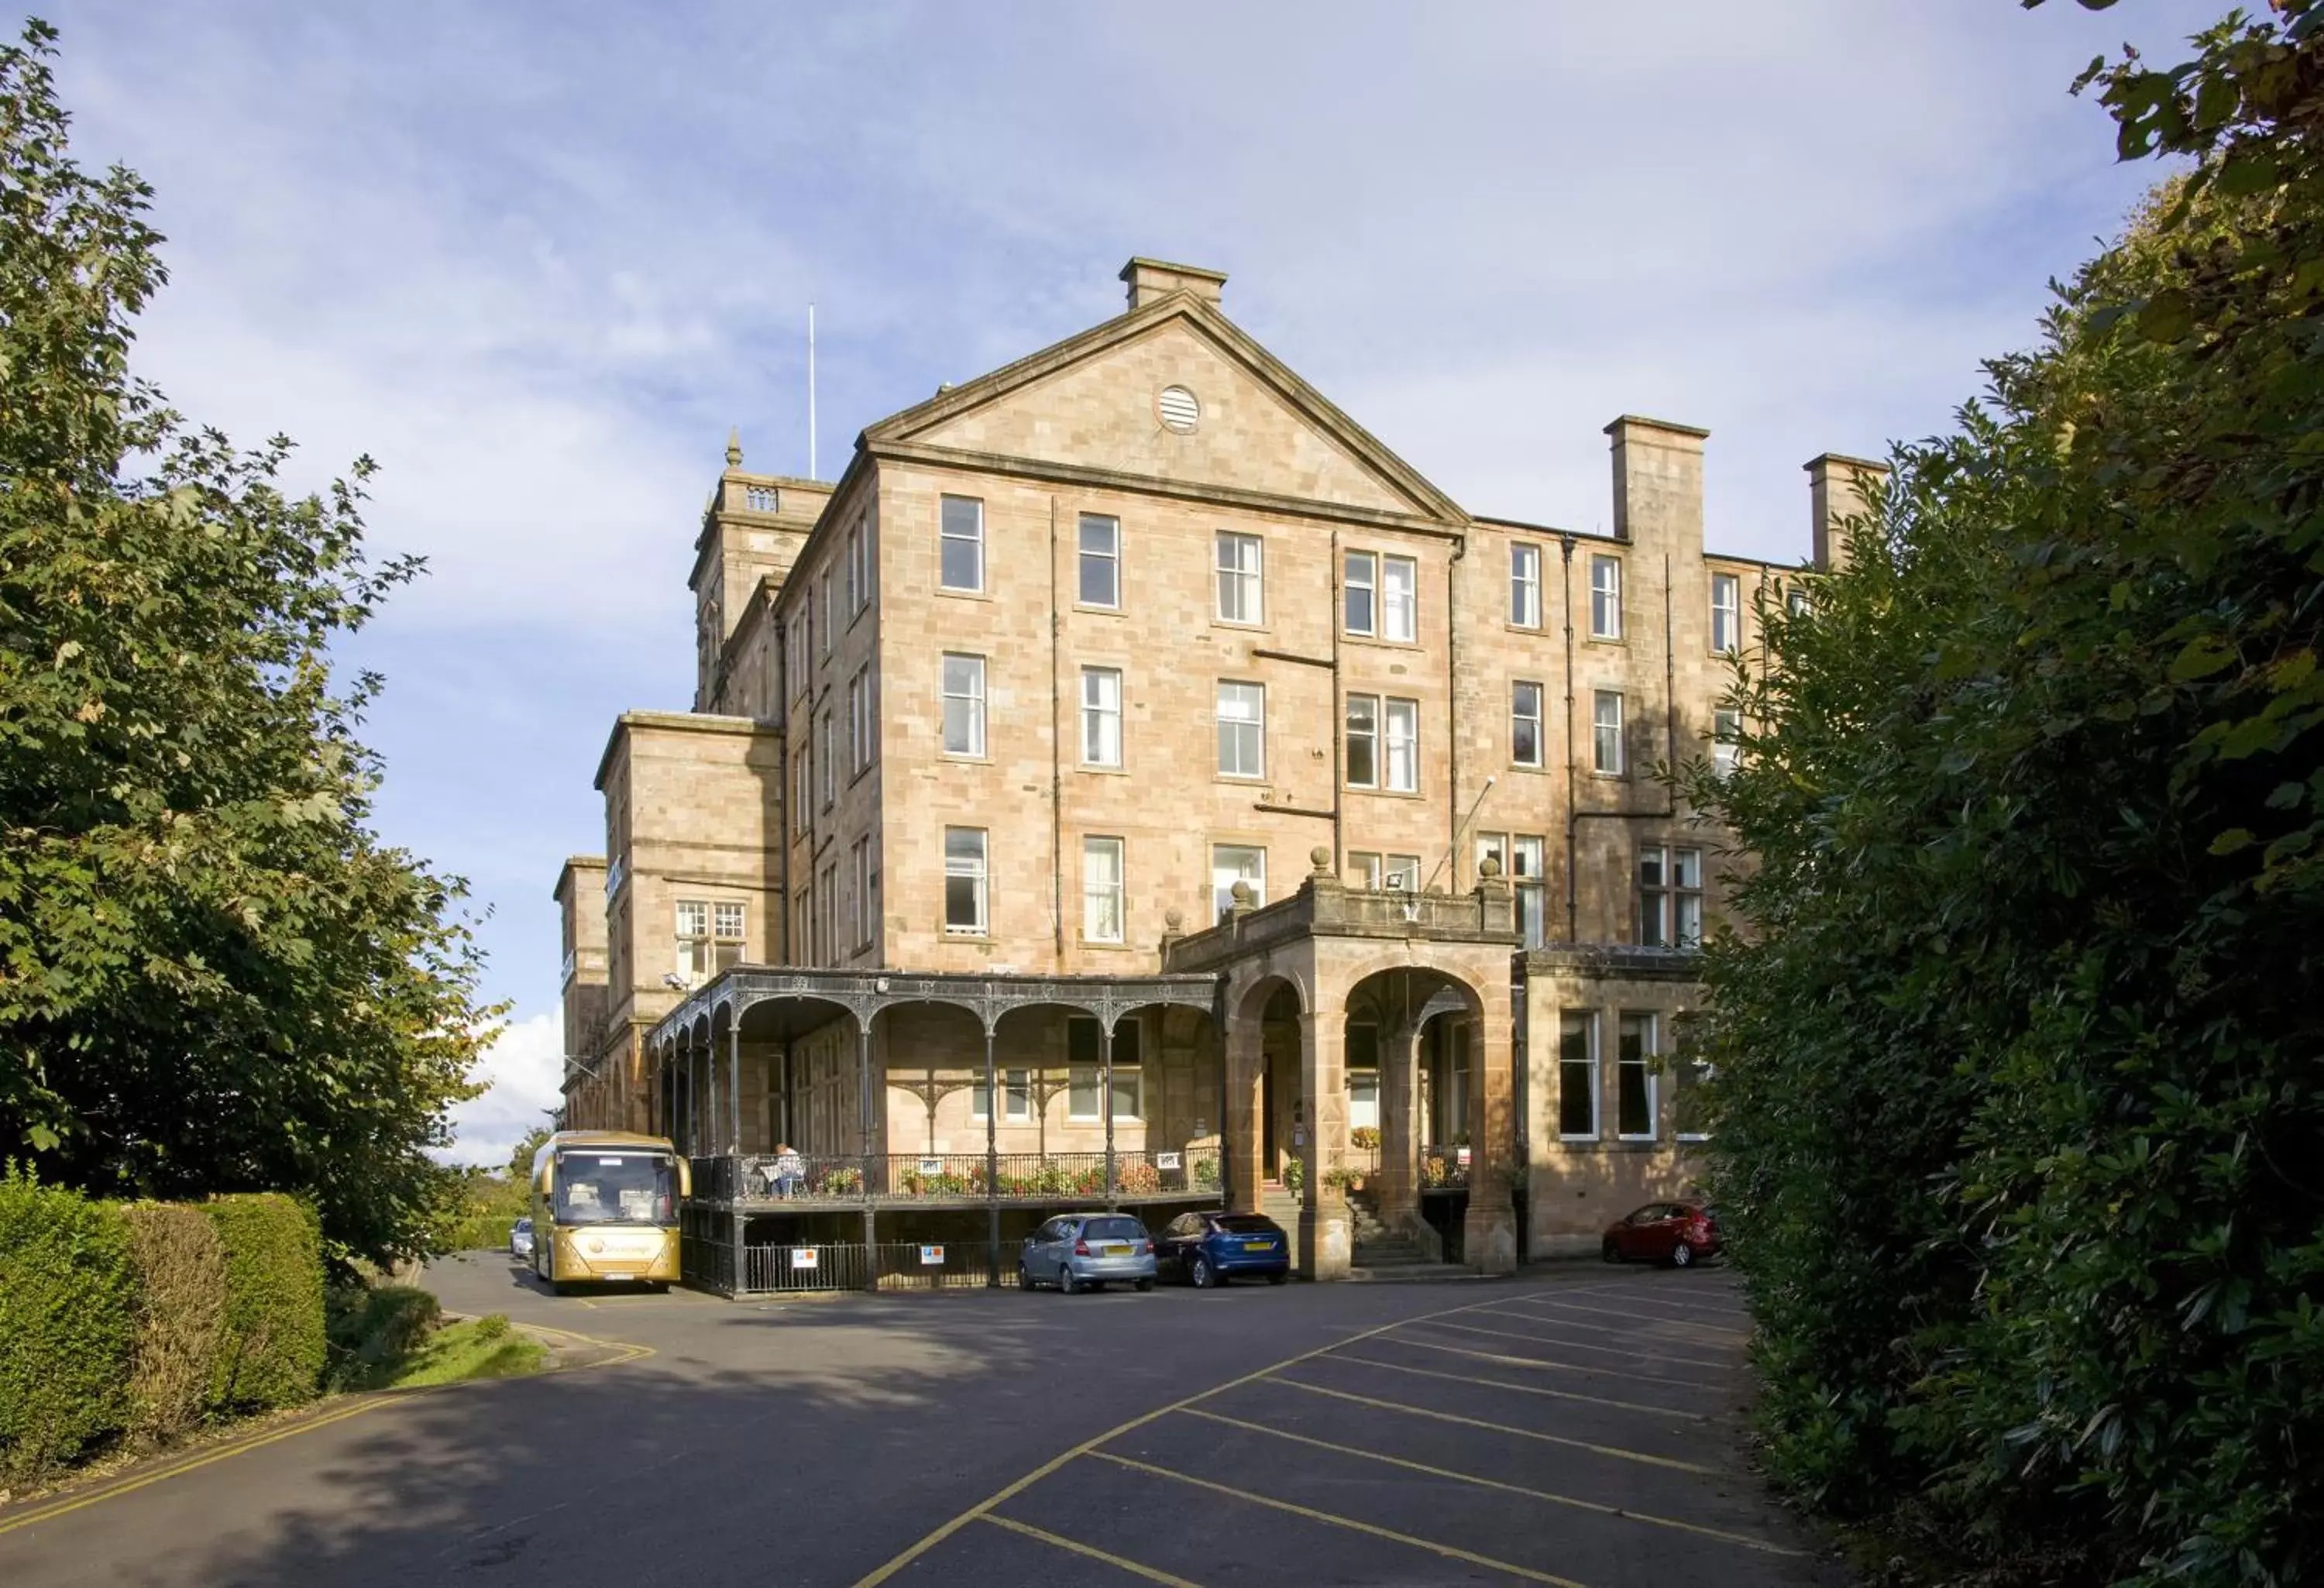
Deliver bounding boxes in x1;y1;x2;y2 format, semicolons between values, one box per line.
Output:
50;0;2219;1164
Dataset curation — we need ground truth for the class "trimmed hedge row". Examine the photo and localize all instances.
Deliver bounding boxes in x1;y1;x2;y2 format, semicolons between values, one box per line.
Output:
0;1175;327;1482
443;1214;520;1253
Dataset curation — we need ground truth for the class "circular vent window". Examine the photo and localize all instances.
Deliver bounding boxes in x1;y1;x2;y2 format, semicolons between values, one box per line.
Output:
1157;385;1200;434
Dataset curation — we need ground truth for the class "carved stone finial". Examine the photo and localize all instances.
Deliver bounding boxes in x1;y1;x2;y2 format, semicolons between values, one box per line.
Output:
1229;881;1254;907
1479;854;1501;879
1164;907;1184;930
724;427;743;468
1310;845;1332;875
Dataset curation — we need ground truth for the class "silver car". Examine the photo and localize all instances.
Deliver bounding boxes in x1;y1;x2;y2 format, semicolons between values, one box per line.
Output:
508;1216;535;1261
1018;1213;1157;1293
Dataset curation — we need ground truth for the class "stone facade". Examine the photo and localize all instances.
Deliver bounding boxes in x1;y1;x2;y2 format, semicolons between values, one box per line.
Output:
556;254;1882;1274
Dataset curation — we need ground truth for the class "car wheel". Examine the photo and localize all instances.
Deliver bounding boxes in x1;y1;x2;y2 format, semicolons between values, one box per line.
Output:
1267;1271;1288;1286
1601;1237;1623;1264
1135;1277;1154;1293
1189;1254;1215;1289
1017;1263;1034;1291
1059;1265;1079;1295
1671;1242;1697;1270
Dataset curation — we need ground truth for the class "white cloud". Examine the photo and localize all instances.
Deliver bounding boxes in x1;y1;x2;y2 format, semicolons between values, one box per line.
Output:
438;1011;563;1170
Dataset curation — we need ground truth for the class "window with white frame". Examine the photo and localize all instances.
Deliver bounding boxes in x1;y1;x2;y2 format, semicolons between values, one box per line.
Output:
792;742;810;834
1078;514;1120;608
744;484;778;512
1476;831;1508;879
940;654;985;757
1558;1012;1599;1138
1067;1019;1143;1120
675;899;745;984
1511;681;1544;768
851;837;873;950
1512;834;1547;949
1712;709;1742;779
1673;1019;1711;1140
944;827;987;934
850;514;873;614
792;889;809;966
1345;694;1378;788
789;617;809;698
1593;689;1625;775
847;669;868;775
1384;697;1418;792
1081;667;1122;768
1639;845;1703;948
1383;555;1417;642
1618;1012;1657;1138
973;1067;1033;1122
819;570;833;656
1384;853;1420;892
1215;532;1263;624
939;495;984;592
1510;543;1542;627
1347;850;1383;888
1342;550;1375;636
1212;844;1265;919
1082;835;1125;944
1216;680;1264;779
818;711;834;807
1590;553;1623;640
1787;585;1810;617
1710;572;1740;655
817;862;836;963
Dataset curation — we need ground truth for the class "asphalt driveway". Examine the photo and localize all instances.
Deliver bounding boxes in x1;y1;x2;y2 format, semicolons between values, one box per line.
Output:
0;1254;1841;1587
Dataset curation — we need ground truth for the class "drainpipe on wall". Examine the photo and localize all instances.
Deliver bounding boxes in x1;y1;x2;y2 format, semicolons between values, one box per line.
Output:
1559;536;1579;938
1050;495;1065;968
1446;535;1467;889
1329;528;1343;875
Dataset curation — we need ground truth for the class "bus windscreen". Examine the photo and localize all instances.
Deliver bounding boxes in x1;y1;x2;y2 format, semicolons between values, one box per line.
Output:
554;1152;676;1225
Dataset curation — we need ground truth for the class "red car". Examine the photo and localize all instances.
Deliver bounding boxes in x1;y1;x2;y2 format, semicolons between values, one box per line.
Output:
1601;1201;1721;1267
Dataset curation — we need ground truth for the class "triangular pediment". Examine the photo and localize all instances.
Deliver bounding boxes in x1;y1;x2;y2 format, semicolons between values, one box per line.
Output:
865;297;1466;524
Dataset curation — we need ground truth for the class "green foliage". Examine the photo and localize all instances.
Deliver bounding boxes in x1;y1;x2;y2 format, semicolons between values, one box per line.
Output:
323;1280;440;1391
0;1167;134;1480
201;1194;325;1413
1689;7;2324;1583
0;20;497;1267
119;1201;227;1443
380;1314;542;1390
442;1213;521;1252
473;1311;510;1342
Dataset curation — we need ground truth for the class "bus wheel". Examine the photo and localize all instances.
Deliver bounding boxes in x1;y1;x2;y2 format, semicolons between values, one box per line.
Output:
545;1250;570;1297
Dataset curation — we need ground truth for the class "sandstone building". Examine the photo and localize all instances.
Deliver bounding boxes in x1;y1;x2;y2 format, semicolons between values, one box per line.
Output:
555;256;1877;1284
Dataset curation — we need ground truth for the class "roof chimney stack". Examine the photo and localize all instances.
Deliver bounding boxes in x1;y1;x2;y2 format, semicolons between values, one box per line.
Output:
1803;453;1889;572
1120;256;1227;312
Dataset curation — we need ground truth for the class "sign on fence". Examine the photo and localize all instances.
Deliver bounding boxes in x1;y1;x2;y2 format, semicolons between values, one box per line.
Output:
918;1157;943;1175
792;1247;819;1270
1456;1146;1472;1166
1155;1152;1183;1170
919;1245;944;1265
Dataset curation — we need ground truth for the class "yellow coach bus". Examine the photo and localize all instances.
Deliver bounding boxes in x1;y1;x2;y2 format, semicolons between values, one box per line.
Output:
529;1130;688;1291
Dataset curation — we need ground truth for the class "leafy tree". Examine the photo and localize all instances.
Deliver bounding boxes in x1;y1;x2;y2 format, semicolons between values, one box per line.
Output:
1688;5;2324;1583
0;19;493;1267
507;1122;554;1185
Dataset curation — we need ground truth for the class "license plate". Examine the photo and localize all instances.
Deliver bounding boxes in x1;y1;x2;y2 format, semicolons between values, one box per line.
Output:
1243;1241;1272;1252
1104;1244;1131;1257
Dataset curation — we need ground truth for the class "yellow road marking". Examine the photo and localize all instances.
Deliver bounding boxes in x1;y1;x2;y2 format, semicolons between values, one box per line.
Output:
1367;1337;1712;1418
1505;1296;1748;1340
1265;1374;1723;1476
1179;1408;1801;1557
1429;1316;1731;1375
848;1288;1532;1587
0;1321;653;1539
1088;1451;1586;1587
980;1513;1208;1586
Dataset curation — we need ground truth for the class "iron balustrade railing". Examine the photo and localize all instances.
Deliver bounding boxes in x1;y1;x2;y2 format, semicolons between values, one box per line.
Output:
1418;1145;1470;1191
742;1242;874;1293
702;1145;1223;1206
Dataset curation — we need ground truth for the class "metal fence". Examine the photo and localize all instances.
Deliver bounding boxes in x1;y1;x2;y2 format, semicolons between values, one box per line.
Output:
728;1240;997;1294
741;1242;875;1294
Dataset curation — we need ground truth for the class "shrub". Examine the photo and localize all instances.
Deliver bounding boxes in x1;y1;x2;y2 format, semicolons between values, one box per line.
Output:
119;1202;228;1443
0;1170;136;1480
474;1313;510;1342
203;1194;326;1413
325;1282;442;1390
442;1215;519;1252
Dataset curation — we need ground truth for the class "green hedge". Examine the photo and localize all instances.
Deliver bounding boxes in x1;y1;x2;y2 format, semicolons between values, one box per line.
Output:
444;1214;520;1253
202;1194;326;1414
325;1283;442;1391
119;1202;228;1443
0;1170;136;1481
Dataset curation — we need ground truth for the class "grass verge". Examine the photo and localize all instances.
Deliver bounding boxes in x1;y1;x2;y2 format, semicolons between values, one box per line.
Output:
374;1315;545;1389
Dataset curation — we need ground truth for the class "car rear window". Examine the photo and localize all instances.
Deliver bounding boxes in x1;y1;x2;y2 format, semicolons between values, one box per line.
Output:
1082;1217;1145;1240
1215;1215;1278;1234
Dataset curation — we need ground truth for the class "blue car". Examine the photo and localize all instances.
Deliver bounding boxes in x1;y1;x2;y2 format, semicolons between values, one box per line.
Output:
1157;1211;1291;1287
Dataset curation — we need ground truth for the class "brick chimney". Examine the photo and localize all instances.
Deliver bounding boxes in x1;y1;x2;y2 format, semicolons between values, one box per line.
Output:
1803;453;1888;572
1604;415;1708;554
1121;256;1227;311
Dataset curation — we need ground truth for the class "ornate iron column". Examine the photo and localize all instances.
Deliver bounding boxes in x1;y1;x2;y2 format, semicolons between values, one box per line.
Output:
984;1023;1000;1287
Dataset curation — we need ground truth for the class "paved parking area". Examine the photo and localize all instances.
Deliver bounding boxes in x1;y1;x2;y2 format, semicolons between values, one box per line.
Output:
861;1270;1833;1588
0;1256;1836;1587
